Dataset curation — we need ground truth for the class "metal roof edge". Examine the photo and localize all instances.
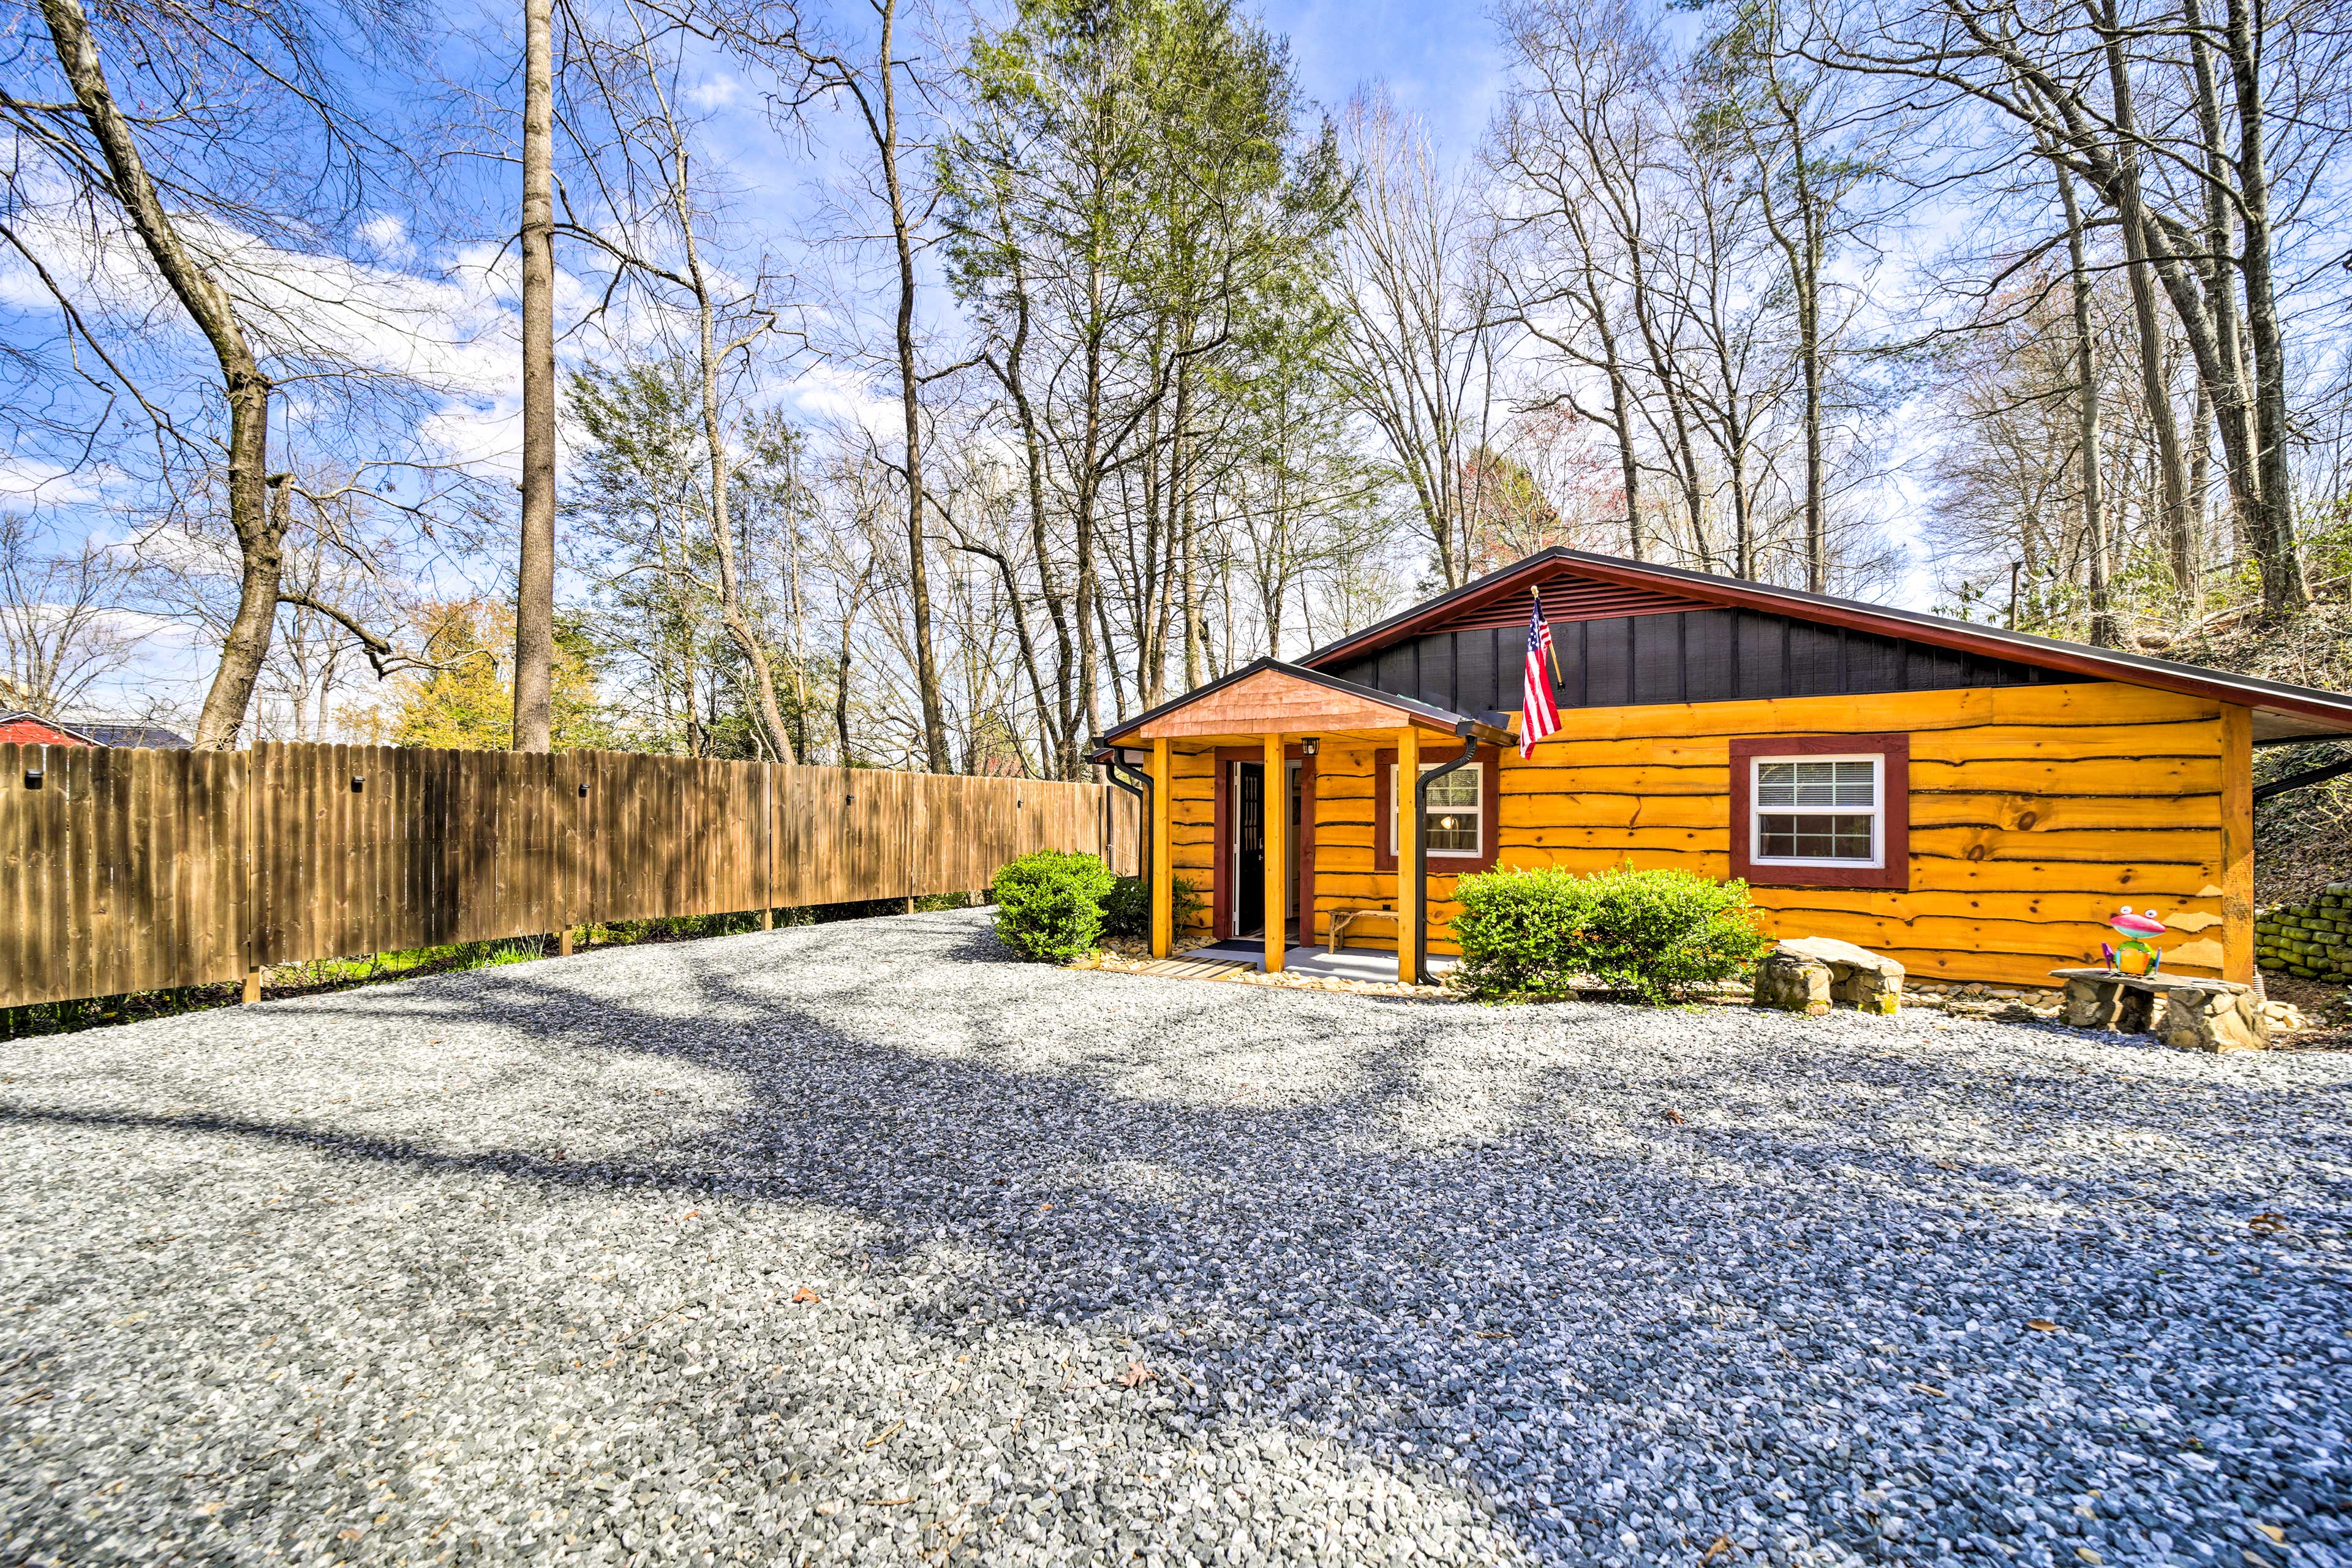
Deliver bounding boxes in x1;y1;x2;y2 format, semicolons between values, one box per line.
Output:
1099;657;1484;744
1300;548;2352;730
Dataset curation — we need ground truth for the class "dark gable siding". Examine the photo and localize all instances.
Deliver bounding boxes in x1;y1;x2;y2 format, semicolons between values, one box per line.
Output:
1327;606;2051;717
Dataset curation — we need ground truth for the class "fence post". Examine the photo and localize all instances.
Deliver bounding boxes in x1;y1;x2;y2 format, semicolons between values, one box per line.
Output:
760;762;774;929
240;745;262;1003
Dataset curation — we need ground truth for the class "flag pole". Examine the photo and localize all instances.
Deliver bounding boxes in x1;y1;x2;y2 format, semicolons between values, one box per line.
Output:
1531;584;1561;682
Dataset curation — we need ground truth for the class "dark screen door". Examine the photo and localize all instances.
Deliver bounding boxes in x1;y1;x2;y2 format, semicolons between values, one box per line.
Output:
1234;761;1264;935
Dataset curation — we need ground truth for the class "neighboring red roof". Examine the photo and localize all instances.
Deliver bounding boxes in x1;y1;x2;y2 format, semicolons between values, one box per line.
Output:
1301;549;2352;741
0;712;96;747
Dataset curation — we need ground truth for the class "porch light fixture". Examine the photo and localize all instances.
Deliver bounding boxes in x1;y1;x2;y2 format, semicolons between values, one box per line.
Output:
23;766;42;790
1300;737;1319;756
351;774;365;793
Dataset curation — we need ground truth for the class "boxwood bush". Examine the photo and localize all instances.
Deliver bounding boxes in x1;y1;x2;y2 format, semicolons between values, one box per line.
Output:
1449;865;1770;1004
1101;873;1205;940
989;851;1118;963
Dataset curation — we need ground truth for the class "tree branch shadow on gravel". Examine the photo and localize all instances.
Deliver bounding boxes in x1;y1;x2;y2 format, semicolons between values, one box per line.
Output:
3;910;2346;1567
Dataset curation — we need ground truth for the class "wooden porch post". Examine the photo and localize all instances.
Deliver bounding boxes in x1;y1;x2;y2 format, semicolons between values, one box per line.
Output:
1262;732;1286;974
1395;725;1423;984
1150;737;1174;957
2220;703;2254;983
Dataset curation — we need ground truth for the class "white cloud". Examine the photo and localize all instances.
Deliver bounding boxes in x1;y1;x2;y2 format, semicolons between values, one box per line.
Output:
0;456;124;511
690;74;742;110
783;360;903;442
357;213;417;263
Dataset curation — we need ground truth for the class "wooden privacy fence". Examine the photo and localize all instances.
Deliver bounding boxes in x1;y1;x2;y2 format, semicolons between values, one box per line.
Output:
0;742;1141;1009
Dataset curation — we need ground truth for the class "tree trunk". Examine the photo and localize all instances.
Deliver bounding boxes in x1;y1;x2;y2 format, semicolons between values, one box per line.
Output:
2183;0;2258;571
834;636;853;765
2058;162;2117;647
674;148;796;764
993;265;1079;775
2223;0;2309;614
2190;377;2215;560
2097;0;2195;597
41;0;285;750
876;0;950;771
1758;63;1828;593
511;0;556;752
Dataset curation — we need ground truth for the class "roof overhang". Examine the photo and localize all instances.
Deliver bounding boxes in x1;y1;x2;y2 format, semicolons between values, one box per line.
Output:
1300;548;2352;742
1099;659;1515;748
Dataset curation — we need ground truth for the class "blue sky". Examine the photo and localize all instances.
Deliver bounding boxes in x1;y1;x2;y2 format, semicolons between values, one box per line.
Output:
1259;0;1504;160
2;0;1958;729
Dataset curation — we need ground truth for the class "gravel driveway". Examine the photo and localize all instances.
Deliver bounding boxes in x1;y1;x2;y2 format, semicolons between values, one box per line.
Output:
4;908;2347;1568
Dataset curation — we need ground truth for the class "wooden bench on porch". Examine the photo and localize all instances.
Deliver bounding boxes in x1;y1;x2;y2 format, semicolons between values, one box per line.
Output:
1326;906;1397;955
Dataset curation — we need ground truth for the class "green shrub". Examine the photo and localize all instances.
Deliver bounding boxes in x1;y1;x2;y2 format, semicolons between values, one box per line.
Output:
1101;873;1206;940
1449;865;1770;1005
990;851;1118;963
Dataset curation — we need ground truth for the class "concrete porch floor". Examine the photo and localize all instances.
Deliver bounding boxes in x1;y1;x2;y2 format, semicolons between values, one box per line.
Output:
1189;938;1458;983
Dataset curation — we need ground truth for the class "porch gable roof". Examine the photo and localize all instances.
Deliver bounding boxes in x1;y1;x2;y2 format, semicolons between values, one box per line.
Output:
1099;658;1515;747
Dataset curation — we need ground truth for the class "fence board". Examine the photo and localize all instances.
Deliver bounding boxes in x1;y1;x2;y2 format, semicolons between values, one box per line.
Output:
2;744;1136;1008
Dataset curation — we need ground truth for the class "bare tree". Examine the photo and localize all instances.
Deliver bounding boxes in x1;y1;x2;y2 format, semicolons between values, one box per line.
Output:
2056;156;2119;644
30;0;285;748
1490;0;1669;562
0;514;143;718
557;3;803;761
1806;0;2331;612
513;0;559;752
726;0;953;772
9;0;461;747
1329;88;1498;590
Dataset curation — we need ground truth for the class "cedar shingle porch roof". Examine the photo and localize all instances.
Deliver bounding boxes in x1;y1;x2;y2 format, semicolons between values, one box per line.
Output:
1098;658;1515;749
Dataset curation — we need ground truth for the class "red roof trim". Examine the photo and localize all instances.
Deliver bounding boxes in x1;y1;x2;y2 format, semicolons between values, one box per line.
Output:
1302;550;2352;731
1551;554;2348;724
1425;571;1709;633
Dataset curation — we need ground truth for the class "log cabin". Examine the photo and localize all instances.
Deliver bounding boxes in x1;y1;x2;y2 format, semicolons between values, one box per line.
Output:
1095;548;2352;989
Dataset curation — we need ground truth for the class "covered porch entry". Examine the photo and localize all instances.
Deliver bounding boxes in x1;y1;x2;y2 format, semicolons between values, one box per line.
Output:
1098;660;1513;984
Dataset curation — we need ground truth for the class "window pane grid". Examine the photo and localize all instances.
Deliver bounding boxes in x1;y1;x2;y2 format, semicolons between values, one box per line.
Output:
1758;813;1873;861
1752;755;1880;865
1390;763;1483;856
1755;760;1874;809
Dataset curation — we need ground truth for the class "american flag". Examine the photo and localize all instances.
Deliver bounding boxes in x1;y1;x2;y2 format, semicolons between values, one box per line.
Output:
1520;595;1561;759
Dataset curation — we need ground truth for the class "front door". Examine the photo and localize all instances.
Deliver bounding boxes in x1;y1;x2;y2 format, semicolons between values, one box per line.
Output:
1233;761;1264;935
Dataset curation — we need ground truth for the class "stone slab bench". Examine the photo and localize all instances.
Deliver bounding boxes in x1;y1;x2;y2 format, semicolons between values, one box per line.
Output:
2048;968;2271;1052
1755;938;1904;1016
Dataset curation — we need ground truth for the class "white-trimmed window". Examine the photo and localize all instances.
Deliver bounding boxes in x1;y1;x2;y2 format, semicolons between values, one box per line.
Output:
1749;755;1882;867
1390;761;1484;856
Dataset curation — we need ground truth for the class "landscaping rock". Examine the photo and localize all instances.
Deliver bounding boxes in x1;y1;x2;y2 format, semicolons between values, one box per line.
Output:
2154;984;2272;1054
1752;948;1831;1014
2062;973;2158;1032
1760;937;1903;1015
2054;968;2273;1052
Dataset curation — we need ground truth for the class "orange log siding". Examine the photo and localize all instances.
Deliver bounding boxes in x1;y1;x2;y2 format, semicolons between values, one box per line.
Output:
1157;680;2249;989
